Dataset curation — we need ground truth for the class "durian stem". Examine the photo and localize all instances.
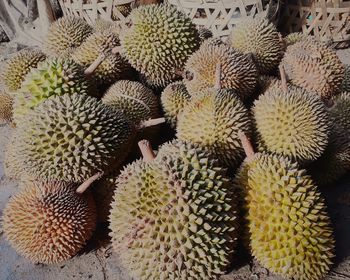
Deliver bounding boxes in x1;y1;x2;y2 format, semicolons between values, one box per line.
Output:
279;64;288;94
84;53;106;76
76;172;104;194
138;140;155;162
238;131;255;161
214;63;222;90
137;117;165;130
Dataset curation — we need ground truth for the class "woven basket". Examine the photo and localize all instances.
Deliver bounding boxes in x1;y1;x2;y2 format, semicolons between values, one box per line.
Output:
166;0;279;38
283;0;350;48
58;0;135;26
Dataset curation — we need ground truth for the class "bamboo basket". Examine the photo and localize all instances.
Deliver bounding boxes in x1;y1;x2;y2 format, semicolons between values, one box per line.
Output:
58;0;135;26
283;0;350;48
165;0;280;38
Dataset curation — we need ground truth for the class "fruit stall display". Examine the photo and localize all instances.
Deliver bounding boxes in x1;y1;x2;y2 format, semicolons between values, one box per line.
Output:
0;3;349;280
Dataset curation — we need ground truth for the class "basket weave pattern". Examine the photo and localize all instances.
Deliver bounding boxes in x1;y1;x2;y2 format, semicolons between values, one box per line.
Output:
284;0;350;48
58;0;135;25
166;0;272;38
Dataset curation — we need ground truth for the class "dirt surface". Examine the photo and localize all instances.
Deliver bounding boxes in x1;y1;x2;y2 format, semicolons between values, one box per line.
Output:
0;46;349;280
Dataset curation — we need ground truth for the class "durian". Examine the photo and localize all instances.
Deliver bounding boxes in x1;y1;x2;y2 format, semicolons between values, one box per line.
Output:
177;89;252;169
109;139;237;280
161;81;191;128
1;49;46;92
254;71;330;163
102;80;159;125
234;133;335;280
228;18;284;74
284;32;309;47
72;30;131;87
43;16;93;57
183;42;258;100
282;39;344;98
13;58;93;120
2;180;96;264
120;4;200;87
0;90;13;122
308;92;350;185
342;64;350;92
12;93;135;182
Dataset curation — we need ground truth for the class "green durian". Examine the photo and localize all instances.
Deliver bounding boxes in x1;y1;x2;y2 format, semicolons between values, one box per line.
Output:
1;49;46;92
72;30;131;87
120;4;200;87
2;180;96;264
43;16;93;57
13;57;93;120
284;32;309;47
177;89;252;169
235;150;334;280
228;17;284;74
282;39;344;98
183;42;258;100
161;81;191;128
109;140;237;280
254;85;330;163
11;93;135;182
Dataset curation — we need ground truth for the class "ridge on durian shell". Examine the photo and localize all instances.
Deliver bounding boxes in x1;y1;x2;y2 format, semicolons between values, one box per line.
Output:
43;16;93;57
120;4;200;87
177;89;252;169
102;80;159;125
253;85;330;163
228;17;284;74
235;152;335;280
2;180;96;264
282;39;344;98
109;139;237;280
12;93;135;182
1;49;46;92
183;42;258;101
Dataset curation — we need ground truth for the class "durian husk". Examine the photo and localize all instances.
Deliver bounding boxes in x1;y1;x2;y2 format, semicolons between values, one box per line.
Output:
228;17;284;74
1;49;46;92
235;152;335;280
183;41;258;101
2;180;96;264
282;39;344;98
109;140;238;280
342;64;350;92
120;4;200;87
177;89;252;169
43;16;93;57
161;81;191;128
0;90;13;123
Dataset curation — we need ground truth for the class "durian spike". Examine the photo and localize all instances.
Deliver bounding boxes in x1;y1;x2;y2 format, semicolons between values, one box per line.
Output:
84;53;106;75
214;63;222;90
238;130;255;161
279;64;288;94
76;172;104;194
137;117;165;130
138;140;155;162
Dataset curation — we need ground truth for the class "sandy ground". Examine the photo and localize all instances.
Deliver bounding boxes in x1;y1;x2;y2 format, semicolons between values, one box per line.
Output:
0;45;349;280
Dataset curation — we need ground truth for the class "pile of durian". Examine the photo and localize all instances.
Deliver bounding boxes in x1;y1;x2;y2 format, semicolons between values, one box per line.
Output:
0;3;349;280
